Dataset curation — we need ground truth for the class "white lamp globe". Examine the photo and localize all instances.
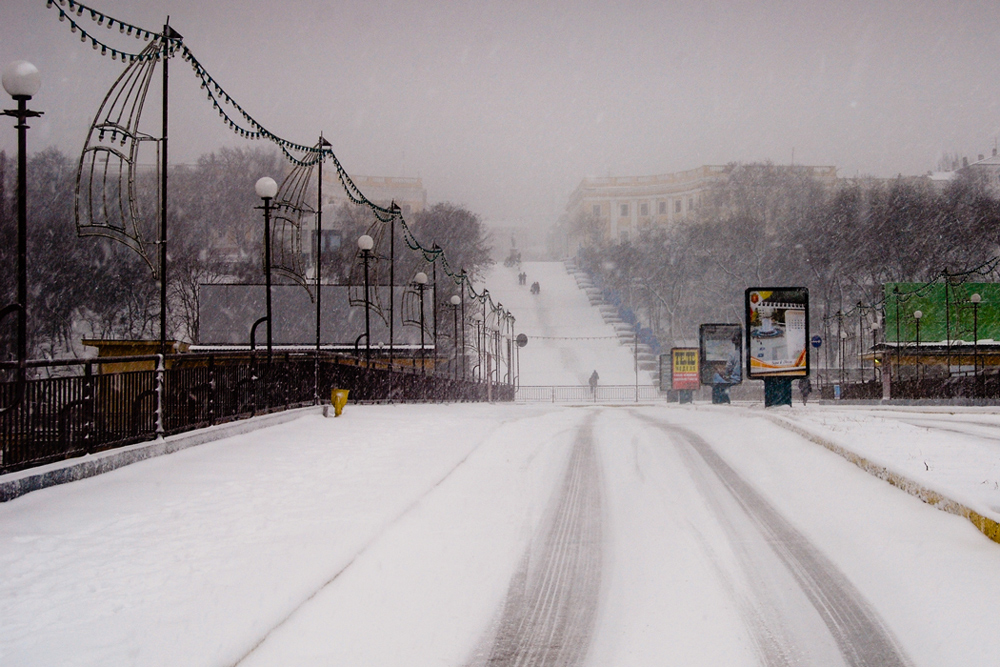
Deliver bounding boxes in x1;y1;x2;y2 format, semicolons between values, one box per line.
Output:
357;234;374;251
2;61;40;99
450;295;461;306
254;176;278;199
414;271;428;285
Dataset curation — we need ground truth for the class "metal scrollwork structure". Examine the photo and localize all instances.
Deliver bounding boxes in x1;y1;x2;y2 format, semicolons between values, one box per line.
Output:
75;37;167;275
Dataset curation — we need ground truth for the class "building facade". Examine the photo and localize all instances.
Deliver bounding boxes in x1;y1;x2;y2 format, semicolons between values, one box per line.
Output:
308;174;428;257
565;164;837;247
321;174;427;217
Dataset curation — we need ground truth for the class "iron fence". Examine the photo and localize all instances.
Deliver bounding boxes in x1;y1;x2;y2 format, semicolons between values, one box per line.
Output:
0;352;509;474
822;372;1000;401
516;385;662;403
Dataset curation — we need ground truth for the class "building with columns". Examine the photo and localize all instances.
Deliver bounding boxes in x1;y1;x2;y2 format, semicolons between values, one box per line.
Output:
565;164;837;247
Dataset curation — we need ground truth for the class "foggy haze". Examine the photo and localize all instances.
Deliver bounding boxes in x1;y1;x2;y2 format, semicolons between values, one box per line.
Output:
2;0;999;228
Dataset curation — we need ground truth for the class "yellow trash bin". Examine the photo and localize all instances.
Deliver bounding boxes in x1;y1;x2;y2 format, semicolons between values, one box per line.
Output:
331;389;350;417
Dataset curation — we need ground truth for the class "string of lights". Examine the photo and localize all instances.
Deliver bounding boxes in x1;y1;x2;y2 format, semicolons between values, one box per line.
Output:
45;0;172;62
44;0;507;323
825;255;1000;322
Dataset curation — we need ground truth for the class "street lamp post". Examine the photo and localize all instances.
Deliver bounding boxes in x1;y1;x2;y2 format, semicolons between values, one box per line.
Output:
254;177;278;364
471;313;482;381
840;329;848;387
2;61;42;409
459;280;467;381
893;287;902;385
450;295;461;380
357;235;374;363
870;320;880;385
414;272;428;374
913;310;922;381
836;310;845;385
507;313;516;385
971;293;981;395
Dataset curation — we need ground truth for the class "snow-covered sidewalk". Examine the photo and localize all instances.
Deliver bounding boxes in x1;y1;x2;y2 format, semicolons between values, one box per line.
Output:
754;404;1000;534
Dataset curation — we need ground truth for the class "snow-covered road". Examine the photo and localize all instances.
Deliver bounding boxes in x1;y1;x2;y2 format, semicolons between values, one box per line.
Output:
3;404;1000;666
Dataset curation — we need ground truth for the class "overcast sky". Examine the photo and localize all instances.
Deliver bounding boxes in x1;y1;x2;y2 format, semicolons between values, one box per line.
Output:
3;0;1000;227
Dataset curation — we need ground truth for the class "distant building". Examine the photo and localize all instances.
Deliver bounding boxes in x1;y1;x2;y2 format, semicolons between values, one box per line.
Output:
321;173;427;217
309;174;428;258
564;164;837;248
963;150;1000;197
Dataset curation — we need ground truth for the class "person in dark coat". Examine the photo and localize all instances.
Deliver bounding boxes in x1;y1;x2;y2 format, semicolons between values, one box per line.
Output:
799;377;813;405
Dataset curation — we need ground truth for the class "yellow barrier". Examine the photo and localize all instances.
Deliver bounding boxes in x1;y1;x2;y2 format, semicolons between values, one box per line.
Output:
331;389;349;417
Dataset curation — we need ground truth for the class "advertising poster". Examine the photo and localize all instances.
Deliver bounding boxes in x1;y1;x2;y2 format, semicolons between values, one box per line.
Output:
745;287;809;377
671;347;700;390
699;324;743;385
658;354;671;392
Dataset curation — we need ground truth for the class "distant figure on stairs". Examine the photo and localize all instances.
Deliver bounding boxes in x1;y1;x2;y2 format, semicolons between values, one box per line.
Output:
589;369;599;394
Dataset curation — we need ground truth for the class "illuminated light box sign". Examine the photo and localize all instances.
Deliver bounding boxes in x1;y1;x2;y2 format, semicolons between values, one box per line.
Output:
671;347;700;390
699;323;743;386
745;287;809;378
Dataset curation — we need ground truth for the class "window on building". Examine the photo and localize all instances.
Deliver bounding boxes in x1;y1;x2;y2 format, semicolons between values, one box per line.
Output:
640;203;649;216
674;200;682;213
620;204;629;217
592;204;601;216
688;197;695;210
659;201;667;215
619;229;630;243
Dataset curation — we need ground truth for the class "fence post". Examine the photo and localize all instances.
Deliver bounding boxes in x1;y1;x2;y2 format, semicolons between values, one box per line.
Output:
284;352;291;409
208;355;216;427
83;361;95;452
155;354;165;439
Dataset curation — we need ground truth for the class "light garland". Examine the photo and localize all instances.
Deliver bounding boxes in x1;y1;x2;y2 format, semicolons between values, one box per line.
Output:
45;0;505;318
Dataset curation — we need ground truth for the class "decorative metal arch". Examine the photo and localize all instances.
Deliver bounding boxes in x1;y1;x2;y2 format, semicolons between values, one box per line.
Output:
268;155;316;295
75;38;163;275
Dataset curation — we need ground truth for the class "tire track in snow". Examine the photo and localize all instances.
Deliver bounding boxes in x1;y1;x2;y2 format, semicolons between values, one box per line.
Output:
641;415;913;667
471;412;603;667
231;411;557;667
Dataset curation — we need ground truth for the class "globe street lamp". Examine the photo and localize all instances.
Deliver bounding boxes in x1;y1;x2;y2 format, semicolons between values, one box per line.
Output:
2;61;42;409
413;272;428;374
970;293;982;395
449;294;461;380
357;234;374;363
255;176;278;363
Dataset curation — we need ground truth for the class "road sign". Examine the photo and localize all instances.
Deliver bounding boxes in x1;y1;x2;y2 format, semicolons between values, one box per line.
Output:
811;335;822;348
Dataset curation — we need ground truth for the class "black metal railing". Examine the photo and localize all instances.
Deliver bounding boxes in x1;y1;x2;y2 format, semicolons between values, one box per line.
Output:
0;352;509;474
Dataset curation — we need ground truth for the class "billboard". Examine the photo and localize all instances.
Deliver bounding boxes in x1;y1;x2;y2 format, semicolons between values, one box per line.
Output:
745;287;809;378
671;347;700;390
699;324;743;386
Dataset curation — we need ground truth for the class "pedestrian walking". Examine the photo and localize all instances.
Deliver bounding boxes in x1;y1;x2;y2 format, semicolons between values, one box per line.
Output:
799;377;812;405
589;369;599;394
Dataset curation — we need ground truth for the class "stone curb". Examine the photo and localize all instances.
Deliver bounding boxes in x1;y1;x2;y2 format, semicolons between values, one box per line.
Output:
0;406;321;503
763;413;1000;545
